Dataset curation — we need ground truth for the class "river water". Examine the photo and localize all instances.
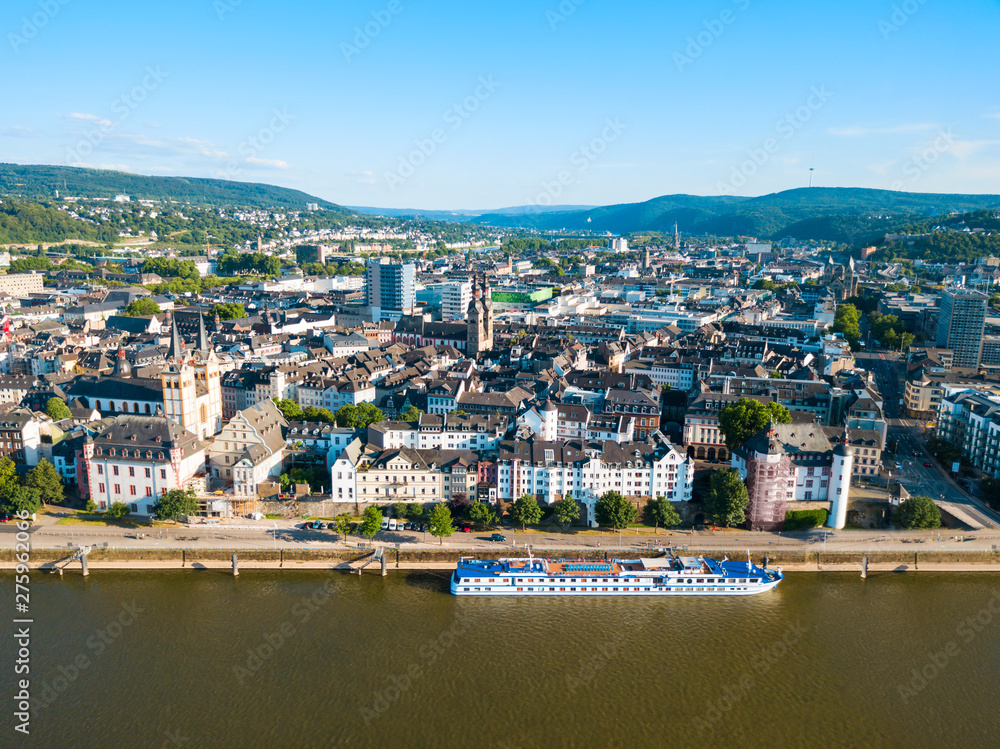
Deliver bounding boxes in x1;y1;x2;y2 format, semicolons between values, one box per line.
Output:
3;570;1000;749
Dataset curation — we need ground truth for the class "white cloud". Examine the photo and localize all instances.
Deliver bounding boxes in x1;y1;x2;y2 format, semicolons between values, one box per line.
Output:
1;125;36;138
828;123;939;137
245;156;288;169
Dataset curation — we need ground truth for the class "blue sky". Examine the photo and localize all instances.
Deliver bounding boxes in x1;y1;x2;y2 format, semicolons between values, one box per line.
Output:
2;0;999;209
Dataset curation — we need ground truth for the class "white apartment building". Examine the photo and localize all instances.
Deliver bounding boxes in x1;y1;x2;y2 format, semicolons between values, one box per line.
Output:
496;438;693;525
367;413;509;452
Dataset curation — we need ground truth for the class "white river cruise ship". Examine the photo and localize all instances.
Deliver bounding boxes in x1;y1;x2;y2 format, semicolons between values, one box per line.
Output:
451;553;783;596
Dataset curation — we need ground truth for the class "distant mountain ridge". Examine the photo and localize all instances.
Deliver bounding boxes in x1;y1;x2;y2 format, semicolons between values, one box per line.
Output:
469;188;1000;245
0;164;352;214
347;204;597;221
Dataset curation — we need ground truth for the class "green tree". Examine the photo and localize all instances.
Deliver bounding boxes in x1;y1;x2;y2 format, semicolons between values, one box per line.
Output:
401;405;423;421
645;496;681;529
718;398;792;451
210;302;248;321
44;397;72;421
428;502;455;544
391;501;410;518
359;505;383;539
274;398;304;421
510;494;542;530
151;487;199;521
704;469;749;527
467;500;499;527
405;503;426;519
3;486;41;516
333;513;353;541
595;490;638;530
123;298;161;317
335;403;385;429
0;456;17;497
106;501;131;519
553;495;580;528
25;458;63;505
831;303;861;348
302;406;336;424
894;495;941;529
84;499;99;513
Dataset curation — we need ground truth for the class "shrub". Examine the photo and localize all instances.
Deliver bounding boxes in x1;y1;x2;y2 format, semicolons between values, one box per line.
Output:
784;508;828;531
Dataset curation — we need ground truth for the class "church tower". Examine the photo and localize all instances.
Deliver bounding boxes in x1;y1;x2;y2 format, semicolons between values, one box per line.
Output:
466;276;493;359
160;311;222;439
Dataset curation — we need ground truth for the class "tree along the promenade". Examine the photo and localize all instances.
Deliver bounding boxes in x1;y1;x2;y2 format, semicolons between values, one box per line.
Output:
894;495;941;529
553;495;580;528
45;397;71;421
151;487;199;521
428;502;455;544
25;458;63;505
333;513;353;541
105;502;131;519
704;468;749;527
360;505;383;539
595;491;638;530
718;398;792;451
510;494;542;530
3;486;41;516
467;500;499;527
645;495;681;529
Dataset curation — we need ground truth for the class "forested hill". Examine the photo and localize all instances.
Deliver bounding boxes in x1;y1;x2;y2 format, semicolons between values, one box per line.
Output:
474;187;1000;245
0;164;353;214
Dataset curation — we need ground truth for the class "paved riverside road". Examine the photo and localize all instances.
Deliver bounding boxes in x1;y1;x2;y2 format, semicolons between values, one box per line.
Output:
5;513;1000;555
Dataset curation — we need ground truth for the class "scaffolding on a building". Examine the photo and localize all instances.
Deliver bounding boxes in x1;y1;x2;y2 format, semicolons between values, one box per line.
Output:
746;453;792;531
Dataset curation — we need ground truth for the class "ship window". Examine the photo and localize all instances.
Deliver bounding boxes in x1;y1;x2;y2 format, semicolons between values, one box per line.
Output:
697;579;704;583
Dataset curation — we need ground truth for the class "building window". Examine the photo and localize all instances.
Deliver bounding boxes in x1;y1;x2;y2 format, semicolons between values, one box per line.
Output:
160;469;167;480
113;466;119;476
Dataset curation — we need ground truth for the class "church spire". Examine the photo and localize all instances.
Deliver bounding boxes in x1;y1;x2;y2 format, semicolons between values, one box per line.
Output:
167;311;183;359
197;311;209;353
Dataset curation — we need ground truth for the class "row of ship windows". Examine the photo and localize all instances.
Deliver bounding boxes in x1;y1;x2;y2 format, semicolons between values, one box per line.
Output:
461;586;753;593
469;577;759;584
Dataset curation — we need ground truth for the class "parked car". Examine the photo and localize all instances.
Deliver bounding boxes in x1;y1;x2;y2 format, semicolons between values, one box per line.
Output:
309;520;324;530
326;522;337;530
381;516;389;530
0;513;12;523
460;523;472;533
924;461;933;468
388;518;397;531
491;533;507;543
402;522;411;531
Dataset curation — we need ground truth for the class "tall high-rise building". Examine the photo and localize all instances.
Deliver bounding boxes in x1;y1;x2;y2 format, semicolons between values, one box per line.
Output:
442;281;472;321
935;288;987;369
366;258;415;322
